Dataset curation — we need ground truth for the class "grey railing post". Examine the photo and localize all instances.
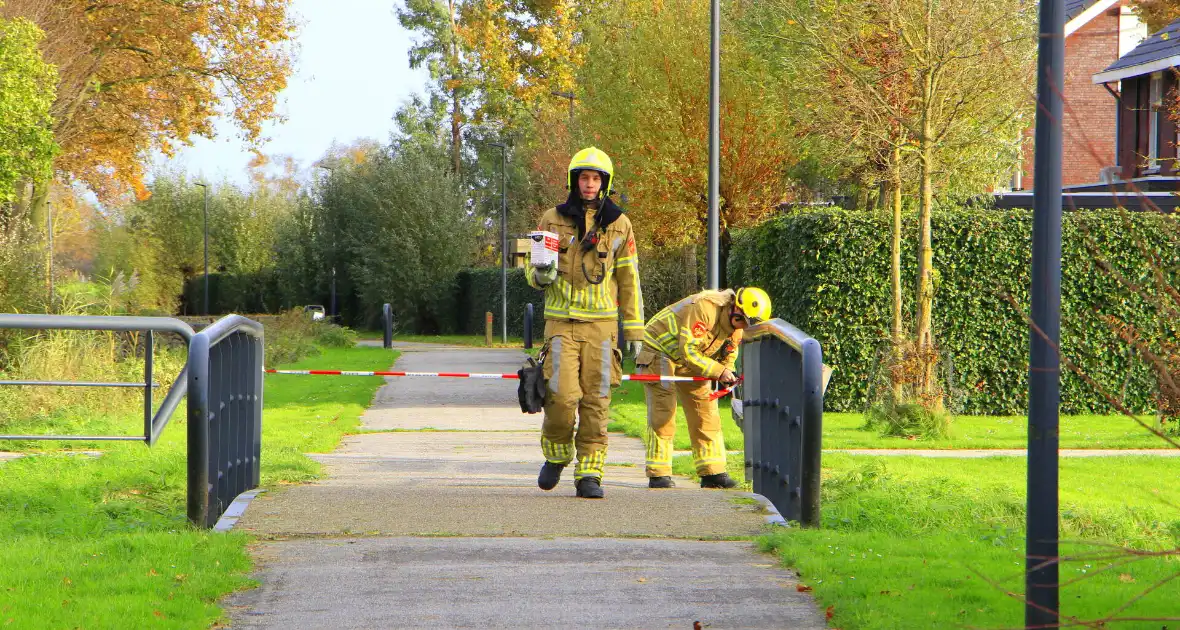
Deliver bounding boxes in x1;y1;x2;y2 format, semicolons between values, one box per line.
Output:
740;319;826;527
800;337;824;528
143;331;154;445
382;303;392;350
186;315;263;528
524;303;534;349
187;333;211;527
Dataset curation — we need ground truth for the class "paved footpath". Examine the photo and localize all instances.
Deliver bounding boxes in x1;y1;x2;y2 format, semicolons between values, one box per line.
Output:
224;342;825;629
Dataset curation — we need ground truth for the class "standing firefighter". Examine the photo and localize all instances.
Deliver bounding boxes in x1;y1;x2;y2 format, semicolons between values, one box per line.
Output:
527;147;644;499
637;287;772;489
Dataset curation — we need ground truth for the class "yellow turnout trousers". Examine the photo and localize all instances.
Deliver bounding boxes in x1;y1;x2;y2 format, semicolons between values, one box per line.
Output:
540;319;621;480
639;352;727;477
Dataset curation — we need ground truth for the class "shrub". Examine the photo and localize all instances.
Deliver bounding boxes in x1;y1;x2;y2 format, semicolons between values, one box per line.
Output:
729;207;1179;415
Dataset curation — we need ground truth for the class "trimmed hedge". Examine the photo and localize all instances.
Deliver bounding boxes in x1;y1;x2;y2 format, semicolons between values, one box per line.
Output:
454;268;545;338
728;208;1179;415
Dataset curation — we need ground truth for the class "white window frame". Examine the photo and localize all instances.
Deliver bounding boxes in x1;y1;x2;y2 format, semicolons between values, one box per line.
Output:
1147;71;1163;171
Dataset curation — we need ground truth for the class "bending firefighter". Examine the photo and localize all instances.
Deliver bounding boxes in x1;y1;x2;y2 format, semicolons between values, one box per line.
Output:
527;147;644;499
637;287;772;489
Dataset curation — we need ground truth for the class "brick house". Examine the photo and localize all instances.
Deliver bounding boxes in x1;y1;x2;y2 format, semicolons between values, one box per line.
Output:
1013;0;1147;190
1092;17;1180;184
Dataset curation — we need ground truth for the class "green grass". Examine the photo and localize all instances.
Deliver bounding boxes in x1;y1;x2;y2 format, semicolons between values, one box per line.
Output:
825;412;1172;450
756;454;1180;629
383;333;529;348
610;378;1170;451
0;345;394;628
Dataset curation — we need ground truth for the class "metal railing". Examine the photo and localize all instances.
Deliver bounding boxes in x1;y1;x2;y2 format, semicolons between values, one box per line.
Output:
0;314;194;445
740;318;829;527
0;313;264;529
187;315;264;528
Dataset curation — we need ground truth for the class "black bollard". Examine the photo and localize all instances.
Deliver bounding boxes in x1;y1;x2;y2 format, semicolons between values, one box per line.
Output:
524;303;534;349
382;303;392;349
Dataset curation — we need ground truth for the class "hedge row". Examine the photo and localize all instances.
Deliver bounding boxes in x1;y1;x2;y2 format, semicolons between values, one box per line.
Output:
454;268;545;338
728;208;1179;415
181;272;290;316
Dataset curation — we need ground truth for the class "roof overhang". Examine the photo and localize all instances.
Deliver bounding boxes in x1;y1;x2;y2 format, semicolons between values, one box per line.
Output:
1093;54;1180;83
1066;0;1120;37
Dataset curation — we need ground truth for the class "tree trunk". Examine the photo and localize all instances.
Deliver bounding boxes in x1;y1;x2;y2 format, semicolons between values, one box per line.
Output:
681;242;698;295
719;227;732;291
890;145;904;401
916;74;937;402
451;87;462;176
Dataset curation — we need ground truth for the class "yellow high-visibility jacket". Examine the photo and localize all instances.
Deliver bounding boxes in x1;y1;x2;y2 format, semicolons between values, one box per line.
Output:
642;290;741;379
525;198;644;340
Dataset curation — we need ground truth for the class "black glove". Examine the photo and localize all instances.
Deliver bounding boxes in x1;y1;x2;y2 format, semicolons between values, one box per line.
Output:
517;357;548;414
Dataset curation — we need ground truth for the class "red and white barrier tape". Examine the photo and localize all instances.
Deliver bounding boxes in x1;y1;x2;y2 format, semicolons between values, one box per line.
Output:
264;369;713;383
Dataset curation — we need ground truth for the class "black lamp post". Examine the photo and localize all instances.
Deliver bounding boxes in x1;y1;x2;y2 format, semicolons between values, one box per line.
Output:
195;182;210;316
489;141;508;345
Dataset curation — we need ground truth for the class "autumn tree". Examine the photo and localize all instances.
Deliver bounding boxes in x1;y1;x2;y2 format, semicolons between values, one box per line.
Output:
752;0;1036;403
0;11;56;207
454;0;586;127
1133;0;1180;31
0;0;296;226
312;104;477;329
398;0;477;174
574;0;795;286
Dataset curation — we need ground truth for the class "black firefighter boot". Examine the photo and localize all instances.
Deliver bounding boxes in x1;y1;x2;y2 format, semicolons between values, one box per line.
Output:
700;472;738;489
575;476;605;499
538;462;565;491
648;476;675;489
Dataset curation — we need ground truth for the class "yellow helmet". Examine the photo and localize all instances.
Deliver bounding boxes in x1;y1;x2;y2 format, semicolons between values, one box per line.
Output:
567;146;614;196
735;287;772;323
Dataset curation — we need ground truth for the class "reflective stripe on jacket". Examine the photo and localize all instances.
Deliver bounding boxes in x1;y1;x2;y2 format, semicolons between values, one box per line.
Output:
641;289;741;379
525;202;644;339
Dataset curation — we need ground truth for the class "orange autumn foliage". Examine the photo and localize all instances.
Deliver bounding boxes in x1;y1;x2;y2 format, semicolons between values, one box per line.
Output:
1;0;296;202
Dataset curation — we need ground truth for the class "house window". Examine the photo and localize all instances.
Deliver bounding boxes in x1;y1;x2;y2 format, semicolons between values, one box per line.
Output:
1115;85;1121;167
1148;71;1163;170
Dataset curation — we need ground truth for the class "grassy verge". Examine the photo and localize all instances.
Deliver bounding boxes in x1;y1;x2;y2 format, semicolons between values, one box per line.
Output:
0;345;394;628
757;454;1180;629
824;412;1169;449
383;333;527;348
377;334;539;357
610;379;1166;451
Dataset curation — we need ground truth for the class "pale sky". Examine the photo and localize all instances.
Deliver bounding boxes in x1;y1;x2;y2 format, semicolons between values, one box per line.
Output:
155;0;430;187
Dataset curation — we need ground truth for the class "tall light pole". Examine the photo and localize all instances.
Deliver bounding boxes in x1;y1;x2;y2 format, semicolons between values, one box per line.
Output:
46;199;53;313
1026;0;1065;625
706;0;721;290
195;182;210;316
489;141;508;344
313;161;340;320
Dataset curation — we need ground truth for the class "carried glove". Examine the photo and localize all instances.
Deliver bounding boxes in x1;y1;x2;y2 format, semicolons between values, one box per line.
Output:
626;340;644;360
533;264;558;286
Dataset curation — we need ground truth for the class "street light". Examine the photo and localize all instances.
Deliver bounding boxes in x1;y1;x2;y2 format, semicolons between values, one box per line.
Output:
1026;0;1065;625
706;0;720;290
313;160;340;320
194;182;210;316
489;141;508;345
46;199;53;313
